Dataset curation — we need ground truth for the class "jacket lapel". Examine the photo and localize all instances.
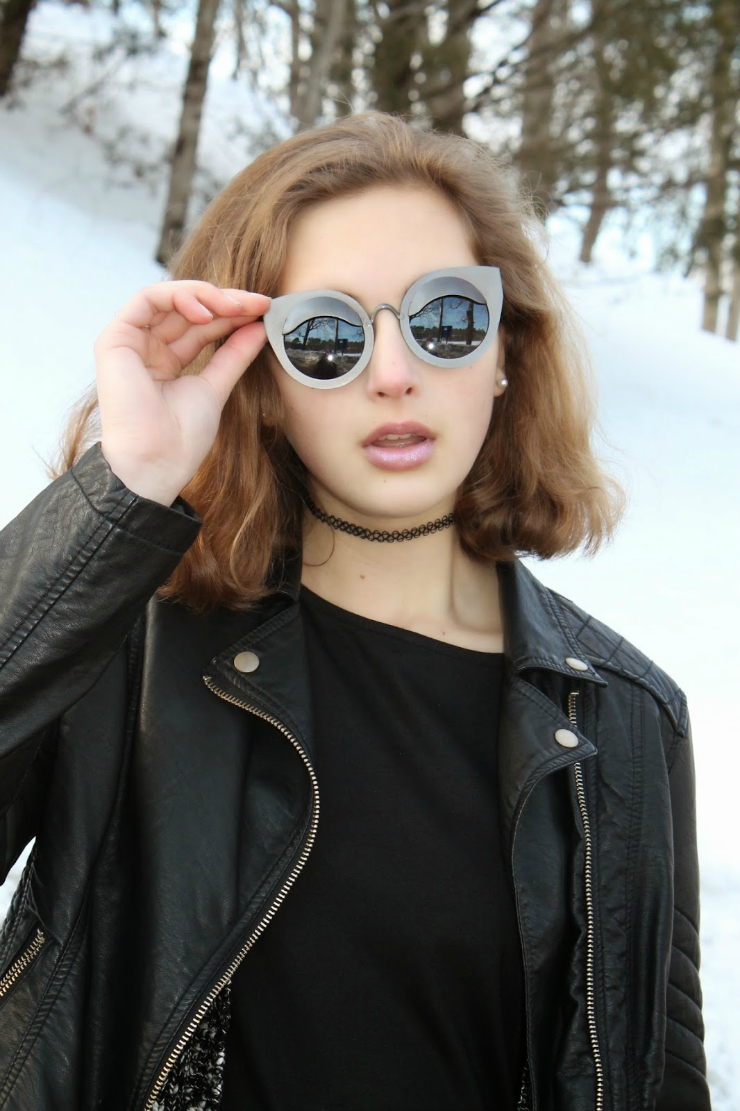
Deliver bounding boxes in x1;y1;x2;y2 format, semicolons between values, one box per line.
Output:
203;599;317;766
203;550;606;856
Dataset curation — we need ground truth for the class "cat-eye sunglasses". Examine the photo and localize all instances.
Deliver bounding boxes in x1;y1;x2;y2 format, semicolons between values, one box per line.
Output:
262;265;503;389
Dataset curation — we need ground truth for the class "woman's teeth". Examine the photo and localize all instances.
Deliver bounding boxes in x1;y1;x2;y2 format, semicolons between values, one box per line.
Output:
374;434;426;444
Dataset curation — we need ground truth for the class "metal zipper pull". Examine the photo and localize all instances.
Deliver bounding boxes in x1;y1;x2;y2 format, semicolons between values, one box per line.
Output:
0;925;46;999
569;687;605;1111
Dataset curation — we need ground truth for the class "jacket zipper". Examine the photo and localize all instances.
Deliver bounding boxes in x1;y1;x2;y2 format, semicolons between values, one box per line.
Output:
0;925;46;999
569;688;604;1111
142;676;320;1111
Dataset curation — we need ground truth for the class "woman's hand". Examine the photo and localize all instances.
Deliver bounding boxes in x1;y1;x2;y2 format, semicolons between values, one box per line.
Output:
94;280;272;505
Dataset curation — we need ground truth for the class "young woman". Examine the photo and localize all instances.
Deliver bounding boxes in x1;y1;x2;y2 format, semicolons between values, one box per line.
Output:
0;112;710;1111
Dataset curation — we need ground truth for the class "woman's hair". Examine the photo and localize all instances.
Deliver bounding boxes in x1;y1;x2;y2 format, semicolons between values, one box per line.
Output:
49;110;627;615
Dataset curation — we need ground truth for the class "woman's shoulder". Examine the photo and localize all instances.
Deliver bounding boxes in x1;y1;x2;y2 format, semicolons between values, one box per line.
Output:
545;583;688;736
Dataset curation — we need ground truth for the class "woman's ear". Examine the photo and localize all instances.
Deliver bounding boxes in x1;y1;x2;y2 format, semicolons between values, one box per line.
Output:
260;400;278;429
259;368;284;430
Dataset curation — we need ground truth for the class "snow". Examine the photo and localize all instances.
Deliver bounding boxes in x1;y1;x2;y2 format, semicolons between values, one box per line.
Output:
1;3;739;1103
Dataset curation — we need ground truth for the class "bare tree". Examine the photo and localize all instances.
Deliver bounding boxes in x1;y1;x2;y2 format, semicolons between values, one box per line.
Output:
232;0;247;75
695;0;739;333
421;0;480;135
156;0;221;264
150;0;165;38
283;0;302;119
561;0;704;262
295;0;348;128
516;0;559;215
577;0;616;259
370;0;425;116
0;0;36;96
727;265;740;341
327;0;357;115
725;201;740;341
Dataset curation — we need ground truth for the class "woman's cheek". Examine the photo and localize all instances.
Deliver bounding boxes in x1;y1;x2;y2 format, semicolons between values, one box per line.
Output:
281;398;343;479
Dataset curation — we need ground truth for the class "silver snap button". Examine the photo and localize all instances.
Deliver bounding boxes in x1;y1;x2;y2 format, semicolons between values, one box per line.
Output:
555;728;579;748
234;650;260;674
565;656;589;671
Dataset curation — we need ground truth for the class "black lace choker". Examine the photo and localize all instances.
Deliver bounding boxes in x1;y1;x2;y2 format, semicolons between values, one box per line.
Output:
303;494;455;543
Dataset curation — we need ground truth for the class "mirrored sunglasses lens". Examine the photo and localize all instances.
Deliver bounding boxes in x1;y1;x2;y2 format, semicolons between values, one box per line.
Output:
284;299;365;381
409;293;489;360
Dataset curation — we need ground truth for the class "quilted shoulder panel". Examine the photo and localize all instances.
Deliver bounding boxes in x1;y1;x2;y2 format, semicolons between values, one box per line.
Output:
548;589;687;731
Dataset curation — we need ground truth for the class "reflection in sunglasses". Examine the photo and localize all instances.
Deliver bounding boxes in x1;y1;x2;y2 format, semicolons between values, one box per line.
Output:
284;293;489;381
409;295;489;358
285;316;364;379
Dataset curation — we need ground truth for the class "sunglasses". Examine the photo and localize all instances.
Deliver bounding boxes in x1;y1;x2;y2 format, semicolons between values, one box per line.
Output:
262;265;503;389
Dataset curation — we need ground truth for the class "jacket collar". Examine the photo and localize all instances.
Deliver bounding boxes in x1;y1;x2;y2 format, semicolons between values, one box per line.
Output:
497;559;607;686
203;546;603;861
268;546;607;687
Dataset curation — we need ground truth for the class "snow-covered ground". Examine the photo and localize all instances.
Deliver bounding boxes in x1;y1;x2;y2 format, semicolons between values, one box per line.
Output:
1;3;739;1104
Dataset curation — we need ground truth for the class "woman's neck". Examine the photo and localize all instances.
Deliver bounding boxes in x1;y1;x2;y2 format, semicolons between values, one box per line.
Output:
300;515;505;651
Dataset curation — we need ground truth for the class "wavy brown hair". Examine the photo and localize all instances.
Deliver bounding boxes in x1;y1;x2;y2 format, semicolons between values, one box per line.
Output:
48;110;626;615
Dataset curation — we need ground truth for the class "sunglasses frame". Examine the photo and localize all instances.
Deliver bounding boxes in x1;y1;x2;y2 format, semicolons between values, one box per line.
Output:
262;265;503;390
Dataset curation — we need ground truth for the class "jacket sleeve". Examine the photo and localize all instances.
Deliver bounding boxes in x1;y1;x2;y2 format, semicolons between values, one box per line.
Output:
656;697;712;1109
0;441;202;884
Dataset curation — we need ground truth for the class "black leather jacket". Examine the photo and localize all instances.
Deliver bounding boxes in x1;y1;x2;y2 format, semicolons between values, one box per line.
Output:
0;442;711;1111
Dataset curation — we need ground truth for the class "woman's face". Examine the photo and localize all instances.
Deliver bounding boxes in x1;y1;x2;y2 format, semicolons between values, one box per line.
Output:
268;183;506;525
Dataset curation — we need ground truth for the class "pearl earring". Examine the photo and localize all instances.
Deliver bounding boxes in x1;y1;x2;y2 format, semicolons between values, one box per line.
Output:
499;378;508;387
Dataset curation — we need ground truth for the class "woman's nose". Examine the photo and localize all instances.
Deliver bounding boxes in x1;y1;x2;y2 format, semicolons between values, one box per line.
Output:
363;307;420;398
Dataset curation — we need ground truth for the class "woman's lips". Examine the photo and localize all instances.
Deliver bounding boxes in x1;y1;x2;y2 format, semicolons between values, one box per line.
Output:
362;437;435;470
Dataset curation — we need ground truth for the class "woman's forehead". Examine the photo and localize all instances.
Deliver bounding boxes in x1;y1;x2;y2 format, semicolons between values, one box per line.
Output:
277;191;478;302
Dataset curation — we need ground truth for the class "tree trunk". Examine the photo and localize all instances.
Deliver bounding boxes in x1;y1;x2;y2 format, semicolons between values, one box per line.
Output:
0;0;36;97
700;128;727;334
232;0;246;77
371;0;425;115
579;0;613;263
156;0;221;265
151;0;164;38
287;0;302;120
726;236;740;342
422;0;477;135
329;0;357;116
698;1;735;334
579;171;608;264
517;0;557;219
295;0;348;129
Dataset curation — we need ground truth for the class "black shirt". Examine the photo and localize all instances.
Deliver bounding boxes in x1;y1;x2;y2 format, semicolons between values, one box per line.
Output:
219;585;526;1111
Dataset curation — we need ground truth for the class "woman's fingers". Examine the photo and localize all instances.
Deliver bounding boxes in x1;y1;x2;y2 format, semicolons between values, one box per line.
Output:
114;280;270;332
102;281;272;375
197;320;270;409
166;312;258;368
93;281;274;504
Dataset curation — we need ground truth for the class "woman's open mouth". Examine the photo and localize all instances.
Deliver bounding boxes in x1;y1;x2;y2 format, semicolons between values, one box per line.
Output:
362;433;435;471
